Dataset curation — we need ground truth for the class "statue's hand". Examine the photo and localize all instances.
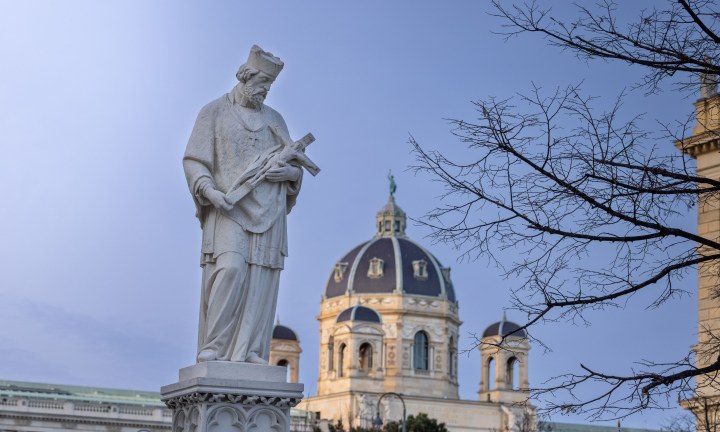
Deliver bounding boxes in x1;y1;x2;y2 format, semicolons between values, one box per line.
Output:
205;189;233;212
266;161;301;182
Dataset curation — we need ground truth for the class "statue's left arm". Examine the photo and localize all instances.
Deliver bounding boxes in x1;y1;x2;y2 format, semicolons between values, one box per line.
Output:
268;108;303;214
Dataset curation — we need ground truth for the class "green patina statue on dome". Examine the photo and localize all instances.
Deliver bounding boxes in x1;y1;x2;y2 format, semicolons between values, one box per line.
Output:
388;170;397;196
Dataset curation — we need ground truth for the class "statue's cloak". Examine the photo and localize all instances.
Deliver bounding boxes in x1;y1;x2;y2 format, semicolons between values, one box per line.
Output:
183;93;302;268
183;93;301;233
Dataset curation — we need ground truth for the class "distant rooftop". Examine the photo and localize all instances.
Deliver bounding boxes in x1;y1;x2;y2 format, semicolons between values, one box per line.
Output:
541;422;661;432
0;380;167;408
0;379;317;420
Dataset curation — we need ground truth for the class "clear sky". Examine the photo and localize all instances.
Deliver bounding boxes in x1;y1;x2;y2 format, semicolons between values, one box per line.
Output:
0;1;698;428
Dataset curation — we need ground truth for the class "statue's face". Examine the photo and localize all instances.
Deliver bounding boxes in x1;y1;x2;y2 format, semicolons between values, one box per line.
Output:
244;71;275;105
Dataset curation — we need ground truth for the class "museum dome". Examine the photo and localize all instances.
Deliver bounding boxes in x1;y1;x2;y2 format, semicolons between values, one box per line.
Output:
482;313;527;338
336;305;382;323
324;195;456;303
272;317;299;341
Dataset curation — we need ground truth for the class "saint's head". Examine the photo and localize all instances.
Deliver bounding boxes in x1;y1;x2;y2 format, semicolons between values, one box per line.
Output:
236;45;284;108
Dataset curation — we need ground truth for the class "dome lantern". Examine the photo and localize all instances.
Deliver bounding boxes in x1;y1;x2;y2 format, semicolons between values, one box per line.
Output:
376;172;406;237
376;195;406;237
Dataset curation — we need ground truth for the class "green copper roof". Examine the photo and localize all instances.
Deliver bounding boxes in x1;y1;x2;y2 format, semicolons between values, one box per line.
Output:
0;380;165;407
541;422;661;432
0;380;317;419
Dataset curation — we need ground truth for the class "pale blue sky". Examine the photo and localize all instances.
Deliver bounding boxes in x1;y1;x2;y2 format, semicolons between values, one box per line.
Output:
0;1;697;428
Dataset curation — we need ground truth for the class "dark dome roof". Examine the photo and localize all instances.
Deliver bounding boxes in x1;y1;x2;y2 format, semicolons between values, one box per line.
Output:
483;317;527;338
324;238;456;302
272;324;298;341
336;305;382;323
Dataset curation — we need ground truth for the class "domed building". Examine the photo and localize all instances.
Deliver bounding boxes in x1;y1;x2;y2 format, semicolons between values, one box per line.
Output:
297;194;531;430
316;194;460;398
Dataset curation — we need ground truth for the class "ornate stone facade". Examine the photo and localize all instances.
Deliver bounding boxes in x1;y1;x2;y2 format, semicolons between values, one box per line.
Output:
675;79;720;427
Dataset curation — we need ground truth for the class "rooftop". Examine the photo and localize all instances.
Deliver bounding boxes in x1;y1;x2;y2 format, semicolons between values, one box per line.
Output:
0;380;165;407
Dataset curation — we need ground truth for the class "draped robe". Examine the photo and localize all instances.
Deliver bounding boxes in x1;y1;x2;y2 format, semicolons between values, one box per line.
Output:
183;90;302;362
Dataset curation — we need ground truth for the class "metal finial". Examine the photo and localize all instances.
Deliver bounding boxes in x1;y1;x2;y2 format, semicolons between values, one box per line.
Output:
275;315;280;325
388;170;397;196
503;311;507;321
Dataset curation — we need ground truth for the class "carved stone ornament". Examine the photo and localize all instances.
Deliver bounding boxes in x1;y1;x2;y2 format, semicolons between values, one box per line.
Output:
334;262;348;282
403;324;443;340
164;392;301;409
367;257;384;279
406;298;440;308
361;297;395;305
412;259;428;281
166;392;301;432
273;343;296;351
325;300;344;309
382;323;397;338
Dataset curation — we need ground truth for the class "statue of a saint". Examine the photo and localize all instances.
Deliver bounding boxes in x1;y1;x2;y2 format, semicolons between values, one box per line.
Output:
183;45;307;364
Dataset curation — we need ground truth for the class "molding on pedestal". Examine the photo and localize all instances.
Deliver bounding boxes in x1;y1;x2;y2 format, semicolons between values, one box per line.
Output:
164;392;302;409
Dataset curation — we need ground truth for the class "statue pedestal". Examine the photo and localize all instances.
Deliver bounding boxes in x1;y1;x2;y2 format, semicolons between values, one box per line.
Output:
161;362;304;432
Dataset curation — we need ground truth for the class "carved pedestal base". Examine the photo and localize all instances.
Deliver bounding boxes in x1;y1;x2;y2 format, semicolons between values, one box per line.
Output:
161;362;304;432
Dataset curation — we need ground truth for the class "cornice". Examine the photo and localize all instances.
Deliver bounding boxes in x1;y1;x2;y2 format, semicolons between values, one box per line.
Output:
0;411;170;428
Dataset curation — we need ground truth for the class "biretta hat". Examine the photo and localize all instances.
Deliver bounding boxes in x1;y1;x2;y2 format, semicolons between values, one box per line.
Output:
246;45;284;79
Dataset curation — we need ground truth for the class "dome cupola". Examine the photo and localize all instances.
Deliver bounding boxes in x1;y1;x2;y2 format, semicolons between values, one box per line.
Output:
482;313;527;339
376;195;406;237
335;305;382;323
272;317;299;341
324;195;456;303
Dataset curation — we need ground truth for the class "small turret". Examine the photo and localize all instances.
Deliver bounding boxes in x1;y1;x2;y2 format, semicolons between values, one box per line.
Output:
269;316;302;383
478;313;530;404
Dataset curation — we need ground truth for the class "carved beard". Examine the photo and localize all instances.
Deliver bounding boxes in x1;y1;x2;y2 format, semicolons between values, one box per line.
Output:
243;84;265;107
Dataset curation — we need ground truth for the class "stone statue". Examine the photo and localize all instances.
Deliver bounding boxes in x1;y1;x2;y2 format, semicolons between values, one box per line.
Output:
183;45;315;364
501;405;523;432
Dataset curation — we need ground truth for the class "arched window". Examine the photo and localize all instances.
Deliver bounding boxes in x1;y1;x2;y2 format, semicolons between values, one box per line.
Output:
413;331;429;370
488;357;496;390
507;357;519;389
338;343;346;377
359;343;373;375
328;336;334;371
